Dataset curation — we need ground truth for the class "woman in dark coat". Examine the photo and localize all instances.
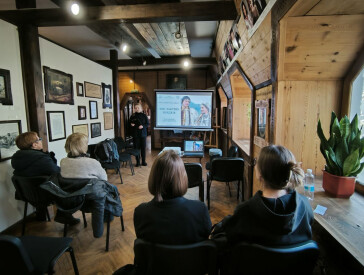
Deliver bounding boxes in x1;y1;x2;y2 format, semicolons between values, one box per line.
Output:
130;103;149;166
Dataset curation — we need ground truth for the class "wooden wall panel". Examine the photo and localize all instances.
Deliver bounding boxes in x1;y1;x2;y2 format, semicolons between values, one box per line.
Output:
275;80;342;176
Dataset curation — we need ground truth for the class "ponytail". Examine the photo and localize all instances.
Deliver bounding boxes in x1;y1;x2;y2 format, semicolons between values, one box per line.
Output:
287;161;304;189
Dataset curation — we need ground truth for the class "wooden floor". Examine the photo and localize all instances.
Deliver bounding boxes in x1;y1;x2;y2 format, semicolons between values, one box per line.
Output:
4;137;240;275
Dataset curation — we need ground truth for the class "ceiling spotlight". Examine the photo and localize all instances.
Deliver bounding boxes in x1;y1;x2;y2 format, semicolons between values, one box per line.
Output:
183;60;190;67
122;44;128;52
71;3;80;15
143;60;147;66
175;22;182;39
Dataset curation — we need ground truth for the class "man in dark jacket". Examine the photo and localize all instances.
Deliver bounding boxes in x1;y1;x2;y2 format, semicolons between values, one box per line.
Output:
11;132;61;221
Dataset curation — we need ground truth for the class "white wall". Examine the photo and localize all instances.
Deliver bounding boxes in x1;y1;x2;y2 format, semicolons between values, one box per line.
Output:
0;19;114;232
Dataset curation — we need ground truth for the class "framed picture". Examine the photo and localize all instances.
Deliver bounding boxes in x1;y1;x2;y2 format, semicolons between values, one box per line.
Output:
76;82;84;96
91;122;101;138
43;66;74;105
102;83;112;108
85;81;102;98
0;69;13;105
166;74;187;89
0;120;21;161
103;112;113;130
78;106;87;120
47;111;66;142
89;101;98;119
72;124;89;137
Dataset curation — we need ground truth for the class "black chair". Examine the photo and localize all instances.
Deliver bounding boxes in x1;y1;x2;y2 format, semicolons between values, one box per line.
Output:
207;157;244;210
185;163;204;202
113;138;135;175
114;137;141;166
134;239;217;275
89;143;123;184
206;145;238;170
11;175;54;236
220;240;319;275
0;234;79;275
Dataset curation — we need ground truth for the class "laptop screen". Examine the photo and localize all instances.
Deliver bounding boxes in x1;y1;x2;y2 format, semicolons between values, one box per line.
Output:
184;140;204;153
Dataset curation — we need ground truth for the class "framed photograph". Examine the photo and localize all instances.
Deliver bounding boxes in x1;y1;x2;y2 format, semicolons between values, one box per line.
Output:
0;69;13;105
89;101;98;119
78;105;87;120
91;122;101;138
85;81;102;98
166;74;187;89
0;120;21;161
76;82;84;96
102;83;112;108
47;111;66;142
103;112;113;130
72;124;89;137
43;66;74;105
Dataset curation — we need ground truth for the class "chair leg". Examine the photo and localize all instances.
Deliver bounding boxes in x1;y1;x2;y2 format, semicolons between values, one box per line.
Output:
46;207;51;221
106;212;110;252
120;215;125;231
22;202;28;236
117;168;123;184
129;159;135;175
207;179;211;210
199;181;204;202
82;211;87;228
237;180;240;201
68;246;79;275
227;182;232;197
63;224;68;237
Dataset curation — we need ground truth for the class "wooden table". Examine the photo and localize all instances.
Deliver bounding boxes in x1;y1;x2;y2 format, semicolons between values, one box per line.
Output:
307;178;364;266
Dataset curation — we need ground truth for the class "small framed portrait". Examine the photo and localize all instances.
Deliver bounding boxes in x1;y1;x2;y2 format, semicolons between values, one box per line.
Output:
103;112;113;130
89;100;98;119
76;82;84;96
0;69;13;105
43;66;74;105
0;120;21;161
91;122;101;138
47;111;66;142
72;124;89;137
78;105;87;120
102;83;112;108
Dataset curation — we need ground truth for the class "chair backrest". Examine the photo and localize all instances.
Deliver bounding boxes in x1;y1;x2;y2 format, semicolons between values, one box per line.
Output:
11;175;52;206
113;136;126;152
184;163;203;189
227;145;238;157
210;157;244;182
0;235;34;274
134;239;217;275
88;144;97;159
220;240;319;275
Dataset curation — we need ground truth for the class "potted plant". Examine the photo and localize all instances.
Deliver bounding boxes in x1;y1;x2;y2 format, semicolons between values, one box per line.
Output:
317;112;364;198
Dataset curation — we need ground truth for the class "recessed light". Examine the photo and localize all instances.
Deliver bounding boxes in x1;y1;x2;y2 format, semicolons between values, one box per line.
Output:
71;3;80;15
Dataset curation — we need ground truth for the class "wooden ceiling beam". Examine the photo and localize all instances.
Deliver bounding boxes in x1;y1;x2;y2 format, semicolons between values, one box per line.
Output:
0;2;237;27
98;57;216;67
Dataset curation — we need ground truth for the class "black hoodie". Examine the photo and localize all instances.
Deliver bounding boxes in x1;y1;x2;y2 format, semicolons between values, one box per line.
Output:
223;190;313;246
11;149;60;177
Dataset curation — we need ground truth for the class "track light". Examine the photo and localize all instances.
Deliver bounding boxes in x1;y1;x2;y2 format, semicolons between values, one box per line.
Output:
71;2;80;15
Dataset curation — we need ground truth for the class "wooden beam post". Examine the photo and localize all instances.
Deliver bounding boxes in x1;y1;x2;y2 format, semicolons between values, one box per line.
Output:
110;49;121;137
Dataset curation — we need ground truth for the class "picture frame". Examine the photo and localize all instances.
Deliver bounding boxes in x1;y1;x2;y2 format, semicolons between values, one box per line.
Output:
166;74;187;89
91;122;101;138
85;81;102;98
47;111;66;142
102;83;112;108
43;66;74;105
89;101;98;119
103;112;113;130
76;82;84;96
72;124;89;137
78;105;87;120
0;69;13;105
0;120;21;161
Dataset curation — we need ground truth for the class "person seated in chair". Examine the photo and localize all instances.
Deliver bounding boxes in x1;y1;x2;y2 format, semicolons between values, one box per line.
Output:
11;131;60;221
212;145;313;247
134;150;212;245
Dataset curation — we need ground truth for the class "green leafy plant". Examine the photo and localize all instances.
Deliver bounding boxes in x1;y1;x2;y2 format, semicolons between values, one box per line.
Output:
317;112;364;177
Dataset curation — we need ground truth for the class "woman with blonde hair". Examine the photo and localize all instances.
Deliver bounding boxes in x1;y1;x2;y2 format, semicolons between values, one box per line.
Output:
130;103;149;167
214;145;313;246
134;150;211;245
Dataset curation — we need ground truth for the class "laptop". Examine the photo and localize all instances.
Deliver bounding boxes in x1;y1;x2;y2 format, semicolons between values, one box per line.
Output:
183;140;204;157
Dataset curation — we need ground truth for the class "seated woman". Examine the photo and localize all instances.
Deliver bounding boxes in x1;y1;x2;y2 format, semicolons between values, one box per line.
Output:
214;145;313;246
134;150;212;245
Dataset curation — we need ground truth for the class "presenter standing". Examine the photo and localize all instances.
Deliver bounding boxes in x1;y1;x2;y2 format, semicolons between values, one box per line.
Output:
181;96;198;126
130;103;149;166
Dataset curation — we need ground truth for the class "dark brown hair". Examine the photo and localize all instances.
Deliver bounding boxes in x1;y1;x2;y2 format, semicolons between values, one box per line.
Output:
15;132;38;150
148;150;188;202
257;145;304;190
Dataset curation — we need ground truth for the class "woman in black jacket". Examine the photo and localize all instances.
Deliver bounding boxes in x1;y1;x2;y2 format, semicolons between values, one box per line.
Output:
130;103;149;166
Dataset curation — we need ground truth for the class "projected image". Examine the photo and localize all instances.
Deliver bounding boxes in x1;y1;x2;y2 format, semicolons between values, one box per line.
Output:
156;90;213;129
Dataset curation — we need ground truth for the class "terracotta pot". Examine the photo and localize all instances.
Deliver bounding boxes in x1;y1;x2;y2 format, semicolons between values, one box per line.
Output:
322;170;356;198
